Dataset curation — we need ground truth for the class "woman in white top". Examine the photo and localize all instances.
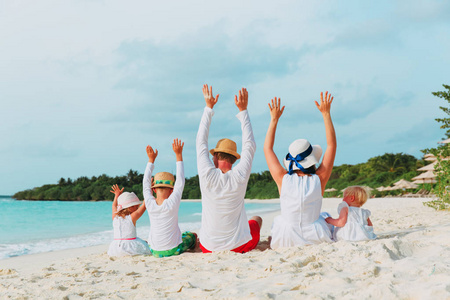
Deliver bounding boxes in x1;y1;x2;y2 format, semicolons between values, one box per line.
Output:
263;93;337;249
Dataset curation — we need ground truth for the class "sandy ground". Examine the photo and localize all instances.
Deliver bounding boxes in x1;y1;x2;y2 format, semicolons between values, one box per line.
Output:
1;197;450;299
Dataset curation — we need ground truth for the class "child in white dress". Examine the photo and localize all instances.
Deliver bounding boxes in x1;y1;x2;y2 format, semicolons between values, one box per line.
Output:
143;139;197;258
263;93;337;249
107;185;151;256
325;186;376;241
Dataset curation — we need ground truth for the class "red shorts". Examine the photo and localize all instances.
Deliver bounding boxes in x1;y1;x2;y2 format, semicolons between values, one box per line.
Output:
199;220;261;254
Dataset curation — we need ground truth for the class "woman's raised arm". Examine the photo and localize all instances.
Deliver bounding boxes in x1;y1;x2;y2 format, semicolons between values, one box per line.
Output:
263;97;286;191
315;91;337;195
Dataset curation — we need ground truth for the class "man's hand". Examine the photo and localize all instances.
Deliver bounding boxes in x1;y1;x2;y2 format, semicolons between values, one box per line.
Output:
202;84;219;109
146;145;158;163
314;91;334;115
172;138;184;161
110;184;124;197
268;97;285;121
235;88;248;112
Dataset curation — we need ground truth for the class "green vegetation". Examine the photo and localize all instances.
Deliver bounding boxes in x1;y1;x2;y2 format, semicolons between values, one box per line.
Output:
13;152;425;201
423;84;450;210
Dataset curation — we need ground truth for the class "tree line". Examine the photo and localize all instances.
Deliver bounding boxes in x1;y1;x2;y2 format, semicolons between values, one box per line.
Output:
13;152;425;201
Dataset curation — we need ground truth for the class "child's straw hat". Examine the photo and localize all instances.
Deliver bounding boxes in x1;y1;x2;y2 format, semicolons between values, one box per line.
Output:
209;138;241;159
117;192;142;211
153;172;175;188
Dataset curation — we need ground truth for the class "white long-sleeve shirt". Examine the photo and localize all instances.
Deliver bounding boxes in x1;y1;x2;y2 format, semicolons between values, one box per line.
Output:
143;161;185;251
196;107;256;251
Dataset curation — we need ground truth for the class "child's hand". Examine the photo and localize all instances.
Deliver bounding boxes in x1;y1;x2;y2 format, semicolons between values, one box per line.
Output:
110;184;124;197
202;84;219;109
172;138;184;161
314;91;334;115
268;97;285;121
147;145;158;163
235;88;248;112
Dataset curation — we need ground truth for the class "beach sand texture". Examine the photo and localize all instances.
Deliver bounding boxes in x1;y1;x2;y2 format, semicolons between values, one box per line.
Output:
1;197;450;299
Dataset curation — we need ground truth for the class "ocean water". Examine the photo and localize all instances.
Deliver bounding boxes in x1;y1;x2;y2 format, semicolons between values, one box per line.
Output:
0;197;279;260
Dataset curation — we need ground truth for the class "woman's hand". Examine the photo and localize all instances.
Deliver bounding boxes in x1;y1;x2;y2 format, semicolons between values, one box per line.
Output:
268;97;285;121
315;91;334;114
146;145;158;163
202;84;219;109
110;184;124;197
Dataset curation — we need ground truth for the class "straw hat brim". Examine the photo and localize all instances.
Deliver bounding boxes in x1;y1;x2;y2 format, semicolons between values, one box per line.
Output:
152;183;174;188
209;148;241;159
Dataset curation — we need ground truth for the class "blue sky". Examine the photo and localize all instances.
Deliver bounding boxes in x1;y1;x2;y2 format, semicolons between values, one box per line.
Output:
1;0;449;195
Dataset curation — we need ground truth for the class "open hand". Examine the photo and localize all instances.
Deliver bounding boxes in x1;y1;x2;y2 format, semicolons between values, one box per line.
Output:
268;97;285;121
315;91;334;114
110;184;124;197
235;88;248;111
172;138;184;155
146;145;158;163
202;84;219;109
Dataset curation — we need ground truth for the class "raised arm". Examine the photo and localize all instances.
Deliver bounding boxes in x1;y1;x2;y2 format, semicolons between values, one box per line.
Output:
233;88;257;178
263;97;286;191
143;145;158;203
196;84;218;177
170;138;186;202
315;91;337;194
110;184;124;220
130;201;146;225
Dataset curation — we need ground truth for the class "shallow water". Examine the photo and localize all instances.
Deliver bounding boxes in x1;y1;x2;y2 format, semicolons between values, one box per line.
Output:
0;197;278;259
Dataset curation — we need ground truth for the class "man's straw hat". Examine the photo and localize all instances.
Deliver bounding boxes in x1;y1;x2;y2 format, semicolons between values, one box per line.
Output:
152;172;175;188
209;138;241;159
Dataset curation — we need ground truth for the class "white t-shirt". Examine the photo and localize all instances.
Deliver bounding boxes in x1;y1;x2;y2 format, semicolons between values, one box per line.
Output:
196;107;256;251
143;161;185;251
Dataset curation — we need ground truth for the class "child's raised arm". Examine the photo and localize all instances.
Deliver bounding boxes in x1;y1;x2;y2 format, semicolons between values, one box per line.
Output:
173;138;184;162
170;138;186;203
263;97;286;191
325;206;348;228
110;184;124;220
131;201;146;225
315;91;337;195
143;145;157;202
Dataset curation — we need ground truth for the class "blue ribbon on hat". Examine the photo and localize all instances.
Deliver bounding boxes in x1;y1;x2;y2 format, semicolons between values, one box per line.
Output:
286;145;313;175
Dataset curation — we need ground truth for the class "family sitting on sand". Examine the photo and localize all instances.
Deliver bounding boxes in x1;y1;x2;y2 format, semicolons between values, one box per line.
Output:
107;85;376;257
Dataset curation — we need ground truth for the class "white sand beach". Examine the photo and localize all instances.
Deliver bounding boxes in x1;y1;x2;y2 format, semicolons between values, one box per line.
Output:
1;197;450;299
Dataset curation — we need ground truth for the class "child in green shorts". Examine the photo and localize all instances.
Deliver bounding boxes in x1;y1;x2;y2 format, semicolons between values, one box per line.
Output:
143;139;197;257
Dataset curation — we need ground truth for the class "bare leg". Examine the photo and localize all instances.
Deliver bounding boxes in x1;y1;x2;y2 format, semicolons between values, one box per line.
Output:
250;216;262;228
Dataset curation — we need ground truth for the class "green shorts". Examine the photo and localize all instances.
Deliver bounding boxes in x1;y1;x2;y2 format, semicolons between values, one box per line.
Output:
150;231;196;258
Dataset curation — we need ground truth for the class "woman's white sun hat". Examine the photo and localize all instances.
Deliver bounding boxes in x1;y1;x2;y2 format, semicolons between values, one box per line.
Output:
283;139;322;174
117;192;142;212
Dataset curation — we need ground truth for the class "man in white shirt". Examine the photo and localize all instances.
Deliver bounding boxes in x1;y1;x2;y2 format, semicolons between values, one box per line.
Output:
196;84;262;253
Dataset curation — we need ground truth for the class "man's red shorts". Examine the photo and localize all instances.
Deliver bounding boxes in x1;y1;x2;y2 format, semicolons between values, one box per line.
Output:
199;220;261;254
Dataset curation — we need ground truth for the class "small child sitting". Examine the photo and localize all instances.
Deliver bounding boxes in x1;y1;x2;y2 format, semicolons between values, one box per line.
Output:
143;139;197;257
325;186;376;242
107;185;151;256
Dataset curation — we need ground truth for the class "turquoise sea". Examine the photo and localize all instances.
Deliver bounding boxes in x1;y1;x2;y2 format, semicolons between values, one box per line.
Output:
0;196;279;260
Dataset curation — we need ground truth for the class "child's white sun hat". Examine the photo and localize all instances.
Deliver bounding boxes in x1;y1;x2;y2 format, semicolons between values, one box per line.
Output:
117;192;142;211
283;139;322;174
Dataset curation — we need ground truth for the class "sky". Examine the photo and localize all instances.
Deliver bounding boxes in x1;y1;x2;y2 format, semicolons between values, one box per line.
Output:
1;0;449;195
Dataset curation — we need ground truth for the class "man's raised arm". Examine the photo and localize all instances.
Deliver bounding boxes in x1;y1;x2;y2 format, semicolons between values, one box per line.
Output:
234;88;256;176
196;84;218;177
